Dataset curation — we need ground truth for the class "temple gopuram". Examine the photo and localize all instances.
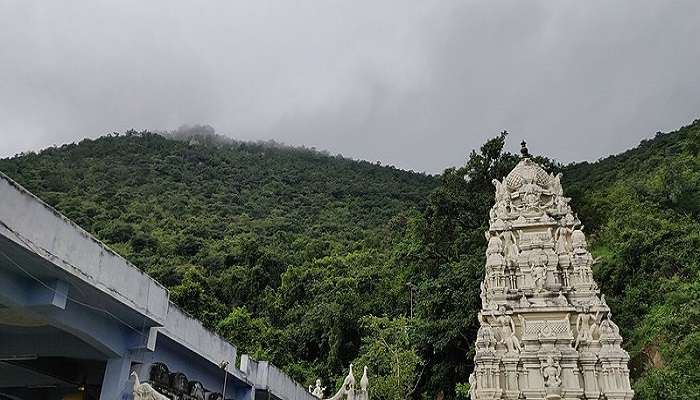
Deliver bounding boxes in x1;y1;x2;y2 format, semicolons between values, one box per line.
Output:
469;144;634;400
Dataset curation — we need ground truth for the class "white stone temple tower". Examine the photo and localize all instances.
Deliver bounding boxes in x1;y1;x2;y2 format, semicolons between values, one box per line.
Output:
469;144;634;400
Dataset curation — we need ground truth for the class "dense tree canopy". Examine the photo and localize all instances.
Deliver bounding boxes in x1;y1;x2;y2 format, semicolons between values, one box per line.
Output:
1;121;698;399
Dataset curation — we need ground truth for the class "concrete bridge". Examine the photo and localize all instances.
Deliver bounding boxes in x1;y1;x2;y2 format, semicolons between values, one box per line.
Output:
0;172;316;400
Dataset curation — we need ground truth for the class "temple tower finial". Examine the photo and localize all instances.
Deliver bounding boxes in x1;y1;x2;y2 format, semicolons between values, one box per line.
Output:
520;140;530;158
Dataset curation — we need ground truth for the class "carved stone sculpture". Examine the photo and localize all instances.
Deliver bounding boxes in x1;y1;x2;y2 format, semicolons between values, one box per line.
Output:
553;291;568;306
532;262;546;292
541;356;562;388
491;308;521;354
575;311;599;349
478;317;497;351
323;365;369;400
360;366;369;392
518;294;531;308
310;379;326;399
470;152;633;400
468;372;477;400
132;371;169;400
189;381;205;400
554;226;572;255
501;231;520;267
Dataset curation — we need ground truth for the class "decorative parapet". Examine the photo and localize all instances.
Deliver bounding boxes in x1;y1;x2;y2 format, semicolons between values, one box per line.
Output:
240;354;318;400
132;364;210;400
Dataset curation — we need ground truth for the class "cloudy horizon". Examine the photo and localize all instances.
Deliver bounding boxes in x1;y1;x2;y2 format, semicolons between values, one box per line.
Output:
1;1;699;173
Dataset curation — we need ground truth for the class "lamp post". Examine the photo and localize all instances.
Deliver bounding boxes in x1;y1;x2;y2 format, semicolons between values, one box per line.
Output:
406;282;416;319
219;360;230;400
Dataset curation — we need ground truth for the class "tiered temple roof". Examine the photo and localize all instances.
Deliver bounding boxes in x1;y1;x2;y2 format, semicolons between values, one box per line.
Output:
470;148;634;400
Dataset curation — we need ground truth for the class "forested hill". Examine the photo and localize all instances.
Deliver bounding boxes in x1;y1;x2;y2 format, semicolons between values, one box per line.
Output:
562;121;700;399
0;131;437;267
1;121;699;400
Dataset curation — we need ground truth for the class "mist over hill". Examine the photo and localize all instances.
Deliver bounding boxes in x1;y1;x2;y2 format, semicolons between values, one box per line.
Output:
1;120;698;400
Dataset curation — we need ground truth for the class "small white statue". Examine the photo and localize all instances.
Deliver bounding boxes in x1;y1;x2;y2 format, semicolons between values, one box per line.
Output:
571;229;588;253
492;178;508;203
550;173;564;196
500;231;520;266
519;294;531;308
599;312;621;340
310;379;326;399
327;364;368;400
575;311;599;348
360;366;368;392
532;263;546;292
131;371;169;400
541;356;562;388
347;364;356;390
554;226;573;255
477;317;497;351
468;372;477;400
553;291;569;306
493;308;521;354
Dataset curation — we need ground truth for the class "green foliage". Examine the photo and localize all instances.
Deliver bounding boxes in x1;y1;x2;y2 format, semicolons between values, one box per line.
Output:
169;265;227;327
454;383;470;400
217;306;280;361
2;121;699;398
564;119;700;399
351;316;423;400
0;131;436;391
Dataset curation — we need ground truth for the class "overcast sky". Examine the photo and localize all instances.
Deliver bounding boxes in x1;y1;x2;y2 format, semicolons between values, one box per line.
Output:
1;1;699;173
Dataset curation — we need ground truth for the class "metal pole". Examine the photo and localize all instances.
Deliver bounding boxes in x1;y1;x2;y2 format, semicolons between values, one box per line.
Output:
220;360;230;400
406;282;415;319
222;371;228;400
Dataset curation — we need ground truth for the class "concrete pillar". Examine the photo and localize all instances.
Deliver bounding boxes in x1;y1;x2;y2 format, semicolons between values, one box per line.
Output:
231;386;254;400
100;355;132;400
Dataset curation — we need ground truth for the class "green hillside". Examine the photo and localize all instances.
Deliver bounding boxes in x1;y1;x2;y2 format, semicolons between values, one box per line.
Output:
1;121;699;400
563;121;700;399
0;131;440;396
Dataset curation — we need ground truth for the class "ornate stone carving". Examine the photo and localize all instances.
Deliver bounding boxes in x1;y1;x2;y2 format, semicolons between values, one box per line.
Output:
552;291;569;307
541;356;562;388
554;226;572;255
170;372;188;393
532;261;547;292
323;364;369;400
189;382;205;400
309;379;326;399
470;153;633;400
132;371;169;400
135;363;227;400
468;372;477;400
490;308;521;354
518;294;531;308
476;316;497;353
149;362;170;387
575;311;599;349
501;231;520;267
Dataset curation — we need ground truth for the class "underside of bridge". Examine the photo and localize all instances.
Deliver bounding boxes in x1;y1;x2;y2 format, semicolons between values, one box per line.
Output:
0;356;105;400
0;236;125;400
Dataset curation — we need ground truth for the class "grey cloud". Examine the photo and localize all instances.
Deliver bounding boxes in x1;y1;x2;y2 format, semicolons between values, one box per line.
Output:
1;1;699;172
